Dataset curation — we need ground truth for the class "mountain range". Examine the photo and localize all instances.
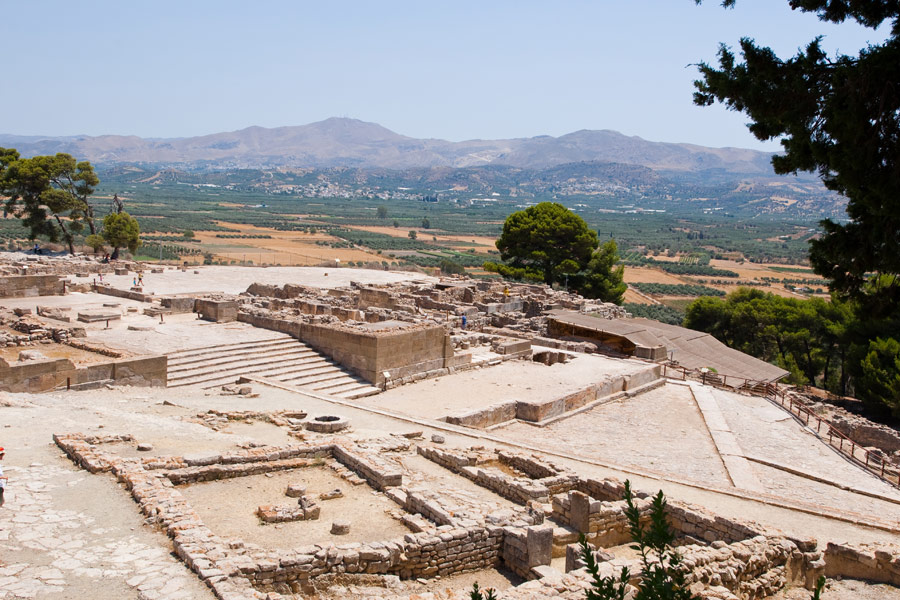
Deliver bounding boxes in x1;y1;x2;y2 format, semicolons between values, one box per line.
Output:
0;117;777;175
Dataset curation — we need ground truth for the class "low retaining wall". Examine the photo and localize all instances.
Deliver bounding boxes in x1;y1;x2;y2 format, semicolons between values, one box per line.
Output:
95;284;154;302
553;490;768;547
824;542;900;585
237;312;302;338
0;354;166;393
419;446;579;506
444;401;517;428
444;365;663;428
331;444;403;490
0;274;64;298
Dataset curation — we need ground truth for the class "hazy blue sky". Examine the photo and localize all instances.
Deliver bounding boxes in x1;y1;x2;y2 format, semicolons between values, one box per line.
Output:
0;1;887;149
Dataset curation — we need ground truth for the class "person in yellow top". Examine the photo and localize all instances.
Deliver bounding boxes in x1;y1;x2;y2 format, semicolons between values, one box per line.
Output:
503;286;509;298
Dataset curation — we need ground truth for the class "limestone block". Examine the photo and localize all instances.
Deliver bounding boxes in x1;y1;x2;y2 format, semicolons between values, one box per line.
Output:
319;488;343;501
526;524;554;568
569;491;591;533
285;484;306;498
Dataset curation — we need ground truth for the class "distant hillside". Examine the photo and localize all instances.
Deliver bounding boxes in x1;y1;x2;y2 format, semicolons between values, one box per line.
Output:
0;117;777;174
96;159;846;220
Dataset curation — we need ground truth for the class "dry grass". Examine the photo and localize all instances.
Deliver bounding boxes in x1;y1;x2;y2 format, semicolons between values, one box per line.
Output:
623;288;655;305
345;225;497;250
187;222;383;265
623;266;687;285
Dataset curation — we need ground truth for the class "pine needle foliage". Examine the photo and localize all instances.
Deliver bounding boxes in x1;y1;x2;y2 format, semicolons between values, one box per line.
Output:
469;582;498;600
579;480;698;600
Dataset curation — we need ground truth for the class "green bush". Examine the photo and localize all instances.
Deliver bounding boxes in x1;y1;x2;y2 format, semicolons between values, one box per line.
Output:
631;283;724;297
623;303;685;325
579;480;697;600
439;258;466;275
483;261;544;282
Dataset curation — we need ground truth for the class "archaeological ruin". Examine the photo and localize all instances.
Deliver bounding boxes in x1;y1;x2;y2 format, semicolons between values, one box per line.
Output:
1;252;899;600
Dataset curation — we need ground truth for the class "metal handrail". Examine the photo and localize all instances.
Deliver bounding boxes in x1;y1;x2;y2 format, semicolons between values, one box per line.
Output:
660;363;899;488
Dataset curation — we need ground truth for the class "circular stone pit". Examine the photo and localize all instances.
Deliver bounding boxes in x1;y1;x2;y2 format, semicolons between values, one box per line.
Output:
305;415;349;433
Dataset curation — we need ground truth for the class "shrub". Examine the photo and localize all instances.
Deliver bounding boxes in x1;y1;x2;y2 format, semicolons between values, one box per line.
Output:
579;480;697;600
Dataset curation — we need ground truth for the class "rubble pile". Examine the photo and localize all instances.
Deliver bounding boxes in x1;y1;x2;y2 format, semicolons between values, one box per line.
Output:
0;252;138;277
0;309;87;348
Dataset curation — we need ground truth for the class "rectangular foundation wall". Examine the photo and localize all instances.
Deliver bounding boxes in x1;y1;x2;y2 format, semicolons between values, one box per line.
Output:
0;275;65;298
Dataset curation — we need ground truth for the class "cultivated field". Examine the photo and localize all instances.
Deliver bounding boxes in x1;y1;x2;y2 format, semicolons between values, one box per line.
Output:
148;221;384;266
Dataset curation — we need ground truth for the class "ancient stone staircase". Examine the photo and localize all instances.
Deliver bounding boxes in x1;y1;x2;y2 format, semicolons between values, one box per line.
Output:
166;333;381;399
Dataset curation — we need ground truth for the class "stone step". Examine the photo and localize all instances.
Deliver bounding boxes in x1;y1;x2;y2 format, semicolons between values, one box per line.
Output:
341;386;382;399
166;335;381;399
196;370;347;392
278;374;381;399
168;348;321;376
167;351;327;382
166;333;295;354
307;374;363;392
167;339;304;367
175;357;339;388
322;380;375;395
277;369;351;388
166;336;297;361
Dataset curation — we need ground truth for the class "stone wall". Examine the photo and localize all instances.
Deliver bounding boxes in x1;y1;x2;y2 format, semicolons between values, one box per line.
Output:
165;457;322;484
0;274;65;298
501;525;554;580
331;444;403;490
298;322;384;384
0;357;74;393
824;542;900;585
444;401;517;428
95;284;154;302
443;365;662;428
237;312;303;338
239;312;454;387
0;354;166;393
677;536;818;599
195;299;239;322
419;447;553;508
554;490;767;548
419;446;580;506
161;296;197;313
244;526;505;590
559;492;822;598
52;433;511;596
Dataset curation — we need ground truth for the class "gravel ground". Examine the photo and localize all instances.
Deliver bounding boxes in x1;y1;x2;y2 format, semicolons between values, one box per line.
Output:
179;468;412;548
